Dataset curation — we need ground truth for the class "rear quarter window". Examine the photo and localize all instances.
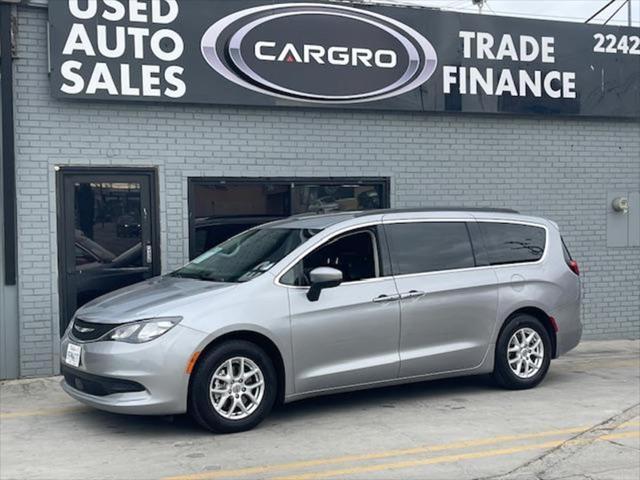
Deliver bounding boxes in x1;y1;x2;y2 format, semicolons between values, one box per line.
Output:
479;222;546;265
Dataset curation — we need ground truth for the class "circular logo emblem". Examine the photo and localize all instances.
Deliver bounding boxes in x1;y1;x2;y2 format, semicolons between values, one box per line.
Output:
201;3;438;104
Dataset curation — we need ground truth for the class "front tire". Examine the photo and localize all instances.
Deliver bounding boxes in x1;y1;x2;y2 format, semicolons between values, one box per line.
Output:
189;340;277;433
493;314;551;390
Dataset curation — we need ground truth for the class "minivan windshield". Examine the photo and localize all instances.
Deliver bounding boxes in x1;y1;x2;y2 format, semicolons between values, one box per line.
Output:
171;228;320;283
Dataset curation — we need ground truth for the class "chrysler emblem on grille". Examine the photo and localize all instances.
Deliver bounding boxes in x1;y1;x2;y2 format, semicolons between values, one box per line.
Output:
74;325;94;333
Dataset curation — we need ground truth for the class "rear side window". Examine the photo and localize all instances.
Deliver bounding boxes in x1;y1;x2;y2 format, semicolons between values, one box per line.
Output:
480;223;546;265
386;222;475;275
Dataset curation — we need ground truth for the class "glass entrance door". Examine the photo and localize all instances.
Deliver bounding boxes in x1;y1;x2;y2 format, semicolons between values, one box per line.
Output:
58;170;159;332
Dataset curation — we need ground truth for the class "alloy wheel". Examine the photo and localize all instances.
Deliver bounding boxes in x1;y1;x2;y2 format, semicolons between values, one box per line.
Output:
507;327;545;379
209;356;265;420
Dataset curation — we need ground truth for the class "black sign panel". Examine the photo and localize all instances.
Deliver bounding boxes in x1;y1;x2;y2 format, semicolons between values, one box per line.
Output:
200;4;437;103
48;0;640;117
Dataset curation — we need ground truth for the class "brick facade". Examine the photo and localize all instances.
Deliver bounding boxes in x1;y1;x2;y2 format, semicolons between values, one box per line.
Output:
12;6;640;377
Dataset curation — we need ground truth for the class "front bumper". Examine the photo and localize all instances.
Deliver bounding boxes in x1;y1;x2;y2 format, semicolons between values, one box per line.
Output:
60;324;208;415
61;365;146;396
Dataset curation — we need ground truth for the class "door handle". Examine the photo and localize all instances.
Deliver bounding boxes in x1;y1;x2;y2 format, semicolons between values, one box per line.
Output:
372;294;400;303
400;290;426;300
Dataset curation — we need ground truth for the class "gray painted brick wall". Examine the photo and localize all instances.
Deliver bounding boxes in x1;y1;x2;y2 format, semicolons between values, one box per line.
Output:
12;7;640;377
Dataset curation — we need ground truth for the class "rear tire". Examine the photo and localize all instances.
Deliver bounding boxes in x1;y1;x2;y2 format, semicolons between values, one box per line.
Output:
189;340;277;433
493;314;551;390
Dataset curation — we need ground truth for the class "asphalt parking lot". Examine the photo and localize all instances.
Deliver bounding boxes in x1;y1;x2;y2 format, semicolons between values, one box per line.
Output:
1;340;639;480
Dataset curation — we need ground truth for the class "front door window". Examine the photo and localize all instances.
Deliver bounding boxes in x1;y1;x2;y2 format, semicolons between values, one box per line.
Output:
282;229;380;286
74;182;143;270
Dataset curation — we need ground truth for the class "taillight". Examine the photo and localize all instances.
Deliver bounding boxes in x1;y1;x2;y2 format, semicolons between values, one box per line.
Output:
569;260;580;276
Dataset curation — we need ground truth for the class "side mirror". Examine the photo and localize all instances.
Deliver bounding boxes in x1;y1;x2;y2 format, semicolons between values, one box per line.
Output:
307;267;343;302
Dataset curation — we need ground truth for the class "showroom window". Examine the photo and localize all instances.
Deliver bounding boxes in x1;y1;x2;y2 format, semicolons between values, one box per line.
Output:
188;178;389;258
386;222;476;275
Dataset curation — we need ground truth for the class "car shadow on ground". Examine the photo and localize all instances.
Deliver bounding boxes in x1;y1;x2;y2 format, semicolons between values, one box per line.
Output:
70;374;514;437
69;368;576;437
270;374;493;420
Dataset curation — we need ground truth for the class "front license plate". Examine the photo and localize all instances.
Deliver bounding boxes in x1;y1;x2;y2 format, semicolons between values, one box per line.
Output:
65;343;82;367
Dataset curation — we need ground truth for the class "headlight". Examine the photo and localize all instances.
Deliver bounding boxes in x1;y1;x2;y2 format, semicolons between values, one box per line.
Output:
107;317;182;343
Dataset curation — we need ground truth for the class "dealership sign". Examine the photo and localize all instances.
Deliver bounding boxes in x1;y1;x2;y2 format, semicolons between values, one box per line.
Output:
48;0;640;117
200;4;438;103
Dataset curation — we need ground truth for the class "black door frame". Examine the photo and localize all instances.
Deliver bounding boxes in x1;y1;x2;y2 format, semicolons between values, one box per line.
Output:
56;167;161;334
187;176;391;259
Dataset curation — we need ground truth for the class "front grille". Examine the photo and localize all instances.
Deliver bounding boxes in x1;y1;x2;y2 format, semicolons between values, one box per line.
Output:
70;318;121;342
61;365;145;397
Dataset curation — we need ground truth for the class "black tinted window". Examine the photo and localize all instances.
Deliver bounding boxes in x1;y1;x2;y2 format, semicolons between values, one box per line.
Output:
387;222;475;275
480;223;546;265
282;230;379;286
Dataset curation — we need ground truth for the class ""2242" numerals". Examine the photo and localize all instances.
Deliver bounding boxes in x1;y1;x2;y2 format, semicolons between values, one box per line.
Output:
593;34;640;55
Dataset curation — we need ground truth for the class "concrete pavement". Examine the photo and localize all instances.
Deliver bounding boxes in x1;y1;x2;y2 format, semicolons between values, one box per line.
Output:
1;340;638;480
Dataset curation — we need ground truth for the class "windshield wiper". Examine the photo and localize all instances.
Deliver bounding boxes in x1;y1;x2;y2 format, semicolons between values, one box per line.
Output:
171;272;224;282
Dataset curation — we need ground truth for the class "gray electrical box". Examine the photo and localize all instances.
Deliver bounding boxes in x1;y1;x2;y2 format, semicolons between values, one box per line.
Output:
630;192;640;247
607;191;640;248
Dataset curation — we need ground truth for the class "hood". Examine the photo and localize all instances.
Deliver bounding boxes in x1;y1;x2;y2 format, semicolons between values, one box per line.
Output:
76;275;235;324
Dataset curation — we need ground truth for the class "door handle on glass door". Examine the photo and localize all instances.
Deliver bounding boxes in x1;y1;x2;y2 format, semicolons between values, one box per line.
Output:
372;294;401;303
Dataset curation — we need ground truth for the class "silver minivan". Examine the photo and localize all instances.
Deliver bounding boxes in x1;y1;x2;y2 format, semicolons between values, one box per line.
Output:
61;208;582;433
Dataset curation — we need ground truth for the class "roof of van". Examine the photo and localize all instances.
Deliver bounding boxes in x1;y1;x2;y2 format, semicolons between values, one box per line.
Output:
265;207;522;229
355;207;520;216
